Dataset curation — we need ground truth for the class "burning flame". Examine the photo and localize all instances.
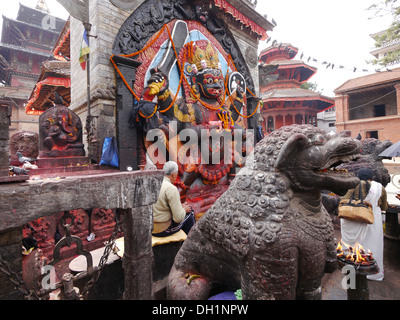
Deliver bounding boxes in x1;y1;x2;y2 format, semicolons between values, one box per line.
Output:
336;240;374;265
336;241;344;257
355;244;366;263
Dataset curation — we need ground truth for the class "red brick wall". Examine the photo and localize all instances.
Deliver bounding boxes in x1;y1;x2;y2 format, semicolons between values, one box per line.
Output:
336;115;400;142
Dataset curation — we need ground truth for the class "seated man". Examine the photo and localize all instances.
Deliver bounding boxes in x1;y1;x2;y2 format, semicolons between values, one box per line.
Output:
152;161;195;237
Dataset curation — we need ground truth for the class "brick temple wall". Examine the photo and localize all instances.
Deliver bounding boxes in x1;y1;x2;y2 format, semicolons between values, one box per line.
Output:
70;0;132;110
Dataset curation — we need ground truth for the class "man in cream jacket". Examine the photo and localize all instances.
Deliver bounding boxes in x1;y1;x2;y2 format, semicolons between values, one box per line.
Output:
152;161;195;237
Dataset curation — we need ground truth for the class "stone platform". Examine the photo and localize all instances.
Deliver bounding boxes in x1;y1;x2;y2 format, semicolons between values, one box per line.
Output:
35;156;91;169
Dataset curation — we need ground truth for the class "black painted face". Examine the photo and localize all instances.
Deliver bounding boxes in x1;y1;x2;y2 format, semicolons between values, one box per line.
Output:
195;69;224;99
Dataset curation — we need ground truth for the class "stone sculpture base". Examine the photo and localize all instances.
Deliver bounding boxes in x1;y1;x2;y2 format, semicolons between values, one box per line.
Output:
36;156;90;169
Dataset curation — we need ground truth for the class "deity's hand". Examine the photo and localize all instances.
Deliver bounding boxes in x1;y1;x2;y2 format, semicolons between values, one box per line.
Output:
146;68;169;97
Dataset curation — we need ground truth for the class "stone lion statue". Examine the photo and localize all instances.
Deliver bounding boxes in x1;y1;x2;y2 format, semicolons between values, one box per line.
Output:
338;137;392;187
167;125;362;300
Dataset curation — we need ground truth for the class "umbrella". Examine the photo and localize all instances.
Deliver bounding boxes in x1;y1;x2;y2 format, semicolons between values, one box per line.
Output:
379;140;400;158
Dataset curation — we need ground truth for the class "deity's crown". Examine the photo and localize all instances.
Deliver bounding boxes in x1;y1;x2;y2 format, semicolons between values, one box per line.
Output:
187;41;220;72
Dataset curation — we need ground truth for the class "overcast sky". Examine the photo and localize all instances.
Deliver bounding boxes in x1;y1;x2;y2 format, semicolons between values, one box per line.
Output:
0;0;69;21
0;0;395;97
256;0;394;96
0;0;68;35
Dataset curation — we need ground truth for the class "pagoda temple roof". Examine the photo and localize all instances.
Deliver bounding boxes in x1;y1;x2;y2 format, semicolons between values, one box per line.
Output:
214;0;274;38
0;42;52;58
25;14;70;116
259;44;298;63
25;60;71;115
1;16;62;46
0;53;11;84
261;87;335;112
17;3;65;31
53;19;70;61
261;59;317;83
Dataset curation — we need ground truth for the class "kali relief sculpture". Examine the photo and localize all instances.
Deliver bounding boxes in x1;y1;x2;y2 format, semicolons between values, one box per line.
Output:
167;125;362;300
126;20;256;199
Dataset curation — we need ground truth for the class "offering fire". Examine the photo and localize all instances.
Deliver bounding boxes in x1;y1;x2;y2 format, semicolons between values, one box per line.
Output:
336;240;380;299
336;240;375;266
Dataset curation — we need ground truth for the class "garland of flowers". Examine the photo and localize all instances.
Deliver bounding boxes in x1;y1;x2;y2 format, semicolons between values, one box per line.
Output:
111;24;186;118
198;162;233;183
246;87;257;98
227;95;261;119
217;109;234;129
110;24;169;101
229;54;262;106
159;53;185;114
226;53;262;118
139;105;157;119
137;78;183;118
110;56;140;101
111;23;260;124
224;76;260;119
164;25;237;130
111;23;259;183
165;25;237;182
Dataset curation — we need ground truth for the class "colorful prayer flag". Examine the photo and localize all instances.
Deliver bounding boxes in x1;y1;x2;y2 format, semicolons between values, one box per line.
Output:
79;30;90;70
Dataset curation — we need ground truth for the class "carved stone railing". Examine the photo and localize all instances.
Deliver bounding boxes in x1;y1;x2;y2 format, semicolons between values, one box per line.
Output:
0;170;163;299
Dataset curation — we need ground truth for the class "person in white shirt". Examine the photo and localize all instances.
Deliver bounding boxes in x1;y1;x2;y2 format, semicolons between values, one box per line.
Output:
340;167;388;281
152;161;195;237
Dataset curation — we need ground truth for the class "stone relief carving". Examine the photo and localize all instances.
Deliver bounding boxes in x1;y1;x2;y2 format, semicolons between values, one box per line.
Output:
113;0;254;92
9;131;39;164
39;104;85;158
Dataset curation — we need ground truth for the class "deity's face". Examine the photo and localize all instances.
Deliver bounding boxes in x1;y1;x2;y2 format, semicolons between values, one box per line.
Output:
195;69;224;99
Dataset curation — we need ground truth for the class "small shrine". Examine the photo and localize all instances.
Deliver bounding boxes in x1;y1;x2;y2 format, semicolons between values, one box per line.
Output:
21;17;88;169
259;43;335;133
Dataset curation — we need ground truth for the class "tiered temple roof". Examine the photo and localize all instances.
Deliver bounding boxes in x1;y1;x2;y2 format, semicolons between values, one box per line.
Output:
0;3;65;86
0;1;66;133
259;43;335;132
26;19;71;115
